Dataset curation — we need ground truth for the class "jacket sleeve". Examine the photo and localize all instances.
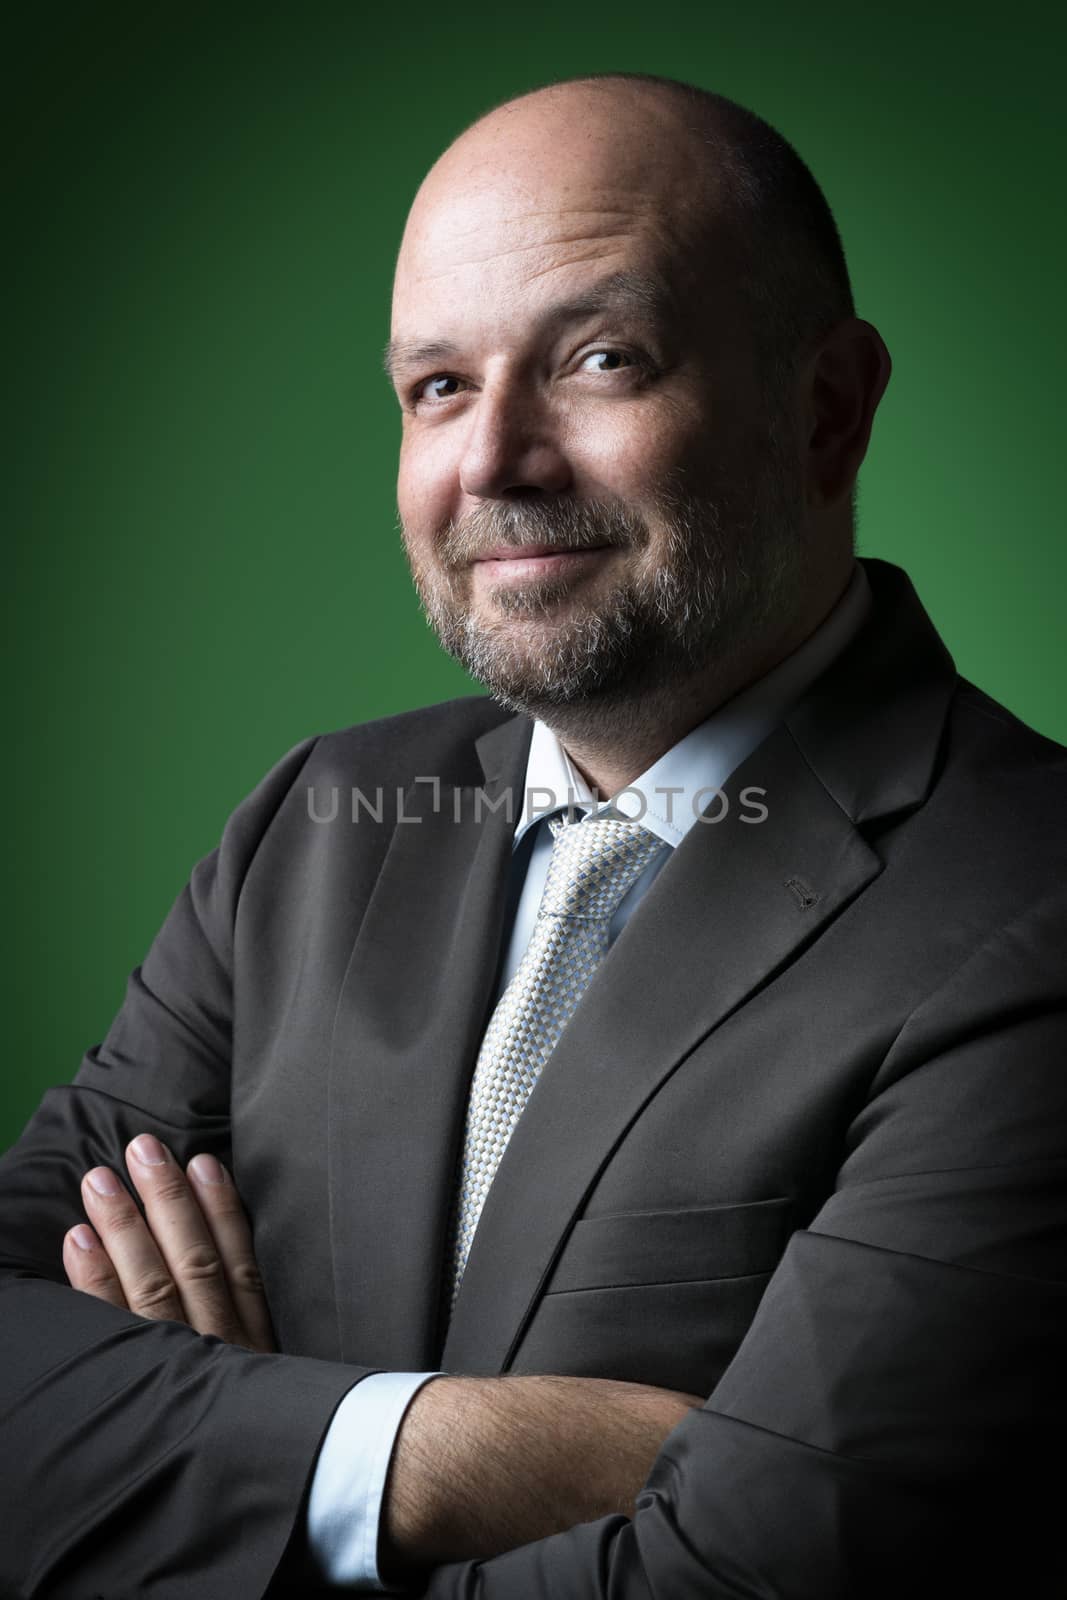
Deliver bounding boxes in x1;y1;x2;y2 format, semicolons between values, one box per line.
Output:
419;888;1067;1599
0;737;370;1600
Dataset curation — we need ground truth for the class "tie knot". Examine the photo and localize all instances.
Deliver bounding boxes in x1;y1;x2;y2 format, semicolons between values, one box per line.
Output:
541;815;662;920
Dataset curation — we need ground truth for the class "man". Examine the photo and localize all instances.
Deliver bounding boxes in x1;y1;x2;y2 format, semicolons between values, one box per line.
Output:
2;72;1065;1599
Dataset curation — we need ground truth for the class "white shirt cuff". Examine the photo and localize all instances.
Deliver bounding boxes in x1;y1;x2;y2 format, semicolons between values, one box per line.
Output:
306;1369;443;1589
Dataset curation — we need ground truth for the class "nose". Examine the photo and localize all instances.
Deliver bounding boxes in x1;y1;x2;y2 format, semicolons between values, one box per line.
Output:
458;380;573;501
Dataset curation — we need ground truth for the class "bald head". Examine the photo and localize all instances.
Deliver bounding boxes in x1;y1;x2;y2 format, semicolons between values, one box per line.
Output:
396;74;854;378
409;75;718;251
393;79;723;370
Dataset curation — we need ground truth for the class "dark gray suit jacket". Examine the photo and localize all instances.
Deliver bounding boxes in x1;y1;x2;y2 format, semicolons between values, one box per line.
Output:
2;558;1066;1598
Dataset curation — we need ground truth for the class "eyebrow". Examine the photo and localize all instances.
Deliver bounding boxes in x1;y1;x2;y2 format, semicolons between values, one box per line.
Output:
382;269;674;385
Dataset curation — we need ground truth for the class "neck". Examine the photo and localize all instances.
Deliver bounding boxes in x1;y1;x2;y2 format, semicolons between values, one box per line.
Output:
546;568;854;797
544;667;754;800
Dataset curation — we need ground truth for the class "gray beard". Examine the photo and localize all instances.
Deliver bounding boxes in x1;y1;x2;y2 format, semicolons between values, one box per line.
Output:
400;426;805;734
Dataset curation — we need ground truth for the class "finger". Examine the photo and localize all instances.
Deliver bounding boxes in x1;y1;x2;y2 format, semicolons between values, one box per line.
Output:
81;1166;186;1324
124;1134;245;1344
187;1154;276;1352
62;1223;130;1311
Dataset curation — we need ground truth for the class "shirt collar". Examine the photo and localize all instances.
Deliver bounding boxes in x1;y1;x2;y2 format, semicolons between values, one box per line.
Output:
514;560;872;850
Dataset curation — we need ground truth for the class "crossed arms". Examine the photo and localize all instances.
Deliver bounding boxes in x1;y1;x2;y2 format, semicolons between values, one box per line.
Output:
60;1135;700;1582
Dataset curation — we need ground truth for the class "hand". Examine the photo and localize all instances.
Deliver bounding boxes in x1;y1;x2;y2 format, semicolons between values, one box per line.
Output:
62;1134;276;1352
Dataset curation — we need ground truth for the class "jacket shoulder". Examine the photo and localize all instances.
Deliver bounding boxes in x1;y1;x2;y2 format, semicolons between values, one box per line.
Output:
954;676;1067;759
307;694;518;786
945;677;1067;833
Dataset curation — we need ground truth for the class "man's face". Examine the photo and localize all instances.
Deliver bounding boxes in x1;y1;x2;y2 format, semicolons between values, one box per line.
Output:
388;88;808;715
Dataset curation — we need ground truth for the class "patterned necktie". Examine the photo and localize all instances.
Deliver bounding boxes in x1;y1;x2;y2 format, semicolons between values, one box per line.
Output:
446;813;662;1305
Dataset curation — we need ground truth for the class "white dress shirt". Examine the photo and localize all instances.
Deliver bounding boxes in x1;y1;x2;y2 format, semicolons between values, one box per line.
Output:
307;562;872;1587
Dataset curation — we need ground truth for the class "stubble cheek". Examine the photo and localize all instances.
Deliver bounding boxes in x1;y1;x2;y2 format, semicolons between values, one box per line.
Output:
587;411;710;527
397;420;461;540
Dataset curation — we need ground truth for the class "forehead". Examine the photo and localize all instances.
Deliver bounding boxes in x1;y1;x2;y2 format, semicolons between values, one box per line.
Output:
393;190;676;334
390;92;724;347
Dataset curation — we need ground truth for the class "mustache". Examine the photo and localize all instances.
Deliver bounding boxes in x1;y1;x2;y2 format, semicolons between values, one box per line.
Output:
436;498;650;570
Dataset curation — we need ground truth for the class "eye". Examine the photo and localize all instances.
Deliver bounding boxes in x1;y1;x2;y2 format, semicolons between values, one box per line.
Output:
413;374;469;405
578;349;638;374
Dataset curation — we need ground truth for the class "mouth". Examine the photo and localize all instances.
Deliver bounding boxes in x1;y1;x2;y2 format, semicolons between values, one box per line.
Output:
471;544;616;582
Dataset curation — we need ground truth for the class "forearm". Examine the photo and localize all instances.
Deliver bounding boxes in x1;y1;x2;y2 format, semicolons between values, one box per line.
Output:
0;1273;365;1599
381;1372;701;1577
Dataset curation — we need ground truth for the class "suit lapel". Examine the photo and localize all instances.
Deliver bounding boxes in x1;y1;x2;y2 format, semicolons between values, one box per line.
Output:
442;558;958;1374
326;715;532;1368
441;724;882;1372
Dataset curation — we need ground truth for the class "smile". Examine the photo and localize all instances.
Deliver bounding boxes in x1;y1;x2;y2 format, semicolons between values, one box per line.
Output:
471;546;615;582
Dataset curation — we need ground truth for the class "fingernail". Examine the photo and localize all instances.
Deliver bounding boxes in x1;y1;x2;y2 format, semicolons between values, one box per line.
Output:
188;1153;227;1186
70;1224;97;1251
86;1167;122;1196
130;1134;169;1167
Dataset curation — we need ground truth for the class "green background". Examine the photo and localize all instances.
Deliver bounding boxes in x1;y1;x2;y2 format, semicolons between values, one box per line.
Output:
4;1;1064;1148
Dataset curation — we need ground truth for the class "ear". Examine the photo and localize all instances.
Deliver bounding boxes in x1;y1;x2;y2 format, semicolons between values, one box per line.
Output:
804;318;891;510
